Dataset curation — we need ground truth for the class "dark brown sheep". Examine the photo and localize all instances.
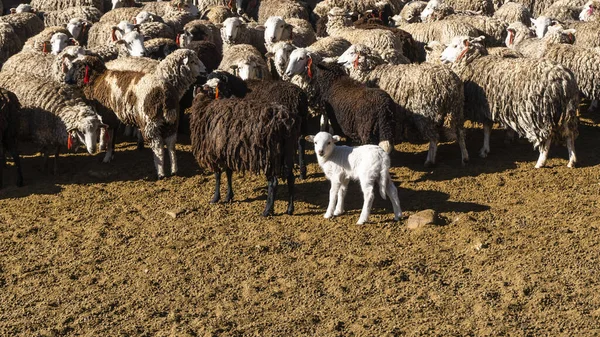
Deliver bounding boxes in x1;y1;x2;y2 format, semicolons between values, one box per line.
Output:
0;88;23;188
189;85;301;216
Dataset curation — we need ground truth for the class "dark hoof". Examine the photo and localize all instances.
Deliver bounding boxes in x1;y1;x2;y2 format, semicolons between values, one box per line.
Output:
262;210;274;217
224;195;234;203
210;196;220;204
286;207;294;215
299;167;307;180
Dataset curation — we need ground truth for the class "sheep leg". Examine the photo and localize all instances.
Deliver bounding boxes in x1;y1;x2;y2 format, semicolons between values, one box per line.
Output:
386;177;402;221
224;168;234;203
10;147;23;187
424;140;438;167
457;127;469;166
334;178;349;216
566;134;577;168
535;138;552;169
42;146;50;174
357;180;375;225
0;148;4;188
263;176;278;217
298;137;306;180
150;138;166;179
136;129;144;151
165;134;178;176
479;123;492;158
53;146;60;175
325;180;341;219
99;127;107;151
102;128;115;163
210;171;222;203
286;171;295;215
504;129;515;145
588;99;598;113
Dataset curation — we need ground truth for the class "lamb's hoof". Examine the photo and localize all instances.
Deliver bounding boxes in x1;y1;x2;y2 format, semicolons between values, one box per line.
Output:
534;164;543;169
262;209;274;217
333;209;345;216
394;216;401;222
324;212;333;219
224;194;234;203
286;206;294;215
356;219;366;225
210;195;220;204
157;174;166;180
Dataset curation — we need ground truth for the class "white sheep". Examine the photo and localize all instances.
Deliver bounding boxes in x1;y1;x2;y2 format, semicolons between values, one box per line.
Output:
307;131;402;225
263;16;316;52
220;16;267;54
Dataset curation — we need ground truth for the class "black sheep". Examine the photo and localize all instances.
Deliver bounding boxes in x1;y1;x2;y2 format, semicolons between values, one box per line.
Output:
189;84;301;216
0;88;23;188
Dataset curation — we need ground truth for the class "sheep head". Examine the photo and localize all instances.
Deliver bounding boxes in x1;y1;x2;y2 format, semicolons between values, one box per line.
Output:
441;35;486;65
49;33;70;55
67;18;91;41
545;25;576;44
580;1;599;21
337;44;370;70
505;22;534;48
285;48;316;79
11;4;35;13
221;17;244;43
69;105;107;155
530;16;553;38
115;30;146;57
306;132;341;159
264;16;287;45
268;41;295;78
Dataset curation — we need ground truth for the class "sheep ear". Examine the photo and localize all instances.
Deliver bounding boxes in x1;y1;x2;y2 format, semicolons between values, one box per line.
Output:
183;56;189;65
332;135;342;142
565;28;576;34
530;18;537;26
305;135;315;142
9;8;16;13
265;52;274;58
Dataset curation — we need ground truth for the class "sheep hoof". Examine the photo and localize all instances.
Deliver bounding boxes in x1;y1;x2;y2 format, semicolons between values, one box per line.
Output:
479;149;489;158
534;163;543;169
324;212;333;219
567;161;576;168
356;219;366;225
262;210;274;217
424;160;435;168
286;206;294;215
299;167;307;180
334;209;344;216
224;195;234;203
210;195;220;204
461;158;469;167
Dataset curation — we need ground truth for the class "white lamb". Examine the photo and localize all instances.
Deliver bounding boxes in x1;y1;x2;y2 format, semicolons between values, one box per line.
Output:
307;132;402;225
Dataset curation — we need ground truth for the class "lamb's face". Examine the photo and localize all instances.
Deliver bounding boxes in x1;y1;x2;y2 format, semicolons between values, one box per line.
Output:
307;132;340;159
183;54;206;78
236;61;261;80
178;31;193;47
580;1;596;21
117;20;135;34
222;17;242;43
337;44;365;70
112;0;127;10
50;33;70;55
284;48;311;78
420;0;439;22
530;16;551;38
116;31;146;57
264;16;286;44
272;42;294;77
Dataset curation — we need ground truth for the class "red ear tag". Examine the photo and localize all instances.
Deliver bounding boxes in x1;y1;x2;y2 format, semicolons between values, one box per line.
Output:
353;54;359;69
111;29;117;42
228;0;233;9
84;65;90;84
67;132;74;150
176;33;180;47
42;41;48;54
215;86;219;99
307;56;313;79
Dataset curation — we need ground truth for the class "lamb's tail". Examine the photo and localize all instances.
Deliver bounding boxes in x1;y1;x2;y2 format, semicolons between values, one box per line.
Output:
378;152;390;200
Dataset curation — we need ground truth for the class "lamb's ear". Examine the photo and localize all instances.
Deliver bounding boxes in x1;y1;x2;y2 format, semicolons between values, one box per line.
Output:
332;135;342;142
305;135;315;142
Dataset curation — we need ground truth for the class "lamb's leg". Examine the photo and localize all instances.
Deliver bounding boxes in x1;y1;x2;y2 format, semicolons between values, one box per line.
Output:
457;127;469;166
334;178;349;216
325;181;340;219
479;122;492;158
535;138;552;168
150;138;166;179
263;176;278;217
10;148;23;187
386;177;402;221
210;170;221;203
102;128;115;163
566;134;577;168
424;140;438;167
298;137;306;180
165;134;178;176
224;168;234;203
357;180;375;225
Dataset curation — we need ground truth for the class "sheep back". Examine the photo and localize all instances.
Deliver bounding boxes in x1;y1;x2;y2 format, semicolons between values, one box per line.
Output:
31;0;104;12
0;13;45;44
0;23;23;67
43;6;103;26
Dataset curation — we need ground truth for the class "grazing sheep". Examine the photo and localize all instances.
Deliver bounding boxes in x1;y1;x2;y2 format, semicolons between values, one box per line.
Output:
285;48;397;154
307;131;402;225
42;6;103;27
221;16;267;54
494;2;533;25
338;44;469;166
219;43;271;80
0;12;45;44
190;84;301;216
30;0;104;12
204;70;311;179
264;16;317;51
68;49;206;177
0;88;23;189
441;35;579;168
0;23;22;67
0;71;106;173
326;7;412;64
257;0;309;24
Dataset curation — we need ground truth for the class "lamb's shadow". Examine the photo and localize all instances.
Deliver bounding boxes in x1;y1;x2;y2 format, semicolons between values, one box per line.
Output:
239;176;490;215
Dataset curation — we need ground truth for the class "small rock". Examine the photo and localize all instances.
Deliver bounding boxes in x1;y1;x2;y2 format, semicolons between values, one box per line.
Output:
166;209;185;219
407;209;437;229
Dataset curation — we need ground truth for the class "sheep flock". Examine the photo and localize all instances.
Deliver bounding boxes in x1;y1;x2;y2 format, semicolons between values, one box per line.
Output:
0;0;598;224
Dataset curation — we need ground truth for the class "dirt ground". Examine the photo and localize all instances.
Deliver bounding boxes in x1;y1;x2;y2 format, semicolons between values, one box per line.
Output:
1;114;600;337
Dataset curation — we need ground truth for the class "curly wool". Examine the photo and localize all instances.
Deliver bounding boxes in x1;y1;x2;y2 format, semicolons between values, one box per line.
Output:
444;0;494;14
1;48;78;83
31;0;103;12
314;0;405;18
0;23;23;66
0;13;44;44
257;0;309;24
22;26;71;52
219;44;270;79
451;44;579;148
441;14;508;47
346;53;465;156
564;21;600;48
201;5;235;24
138;21;176;40
494;2;532;25
353;22;420;62
397;1;428;23
190;91;300;178
42;6;102;26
